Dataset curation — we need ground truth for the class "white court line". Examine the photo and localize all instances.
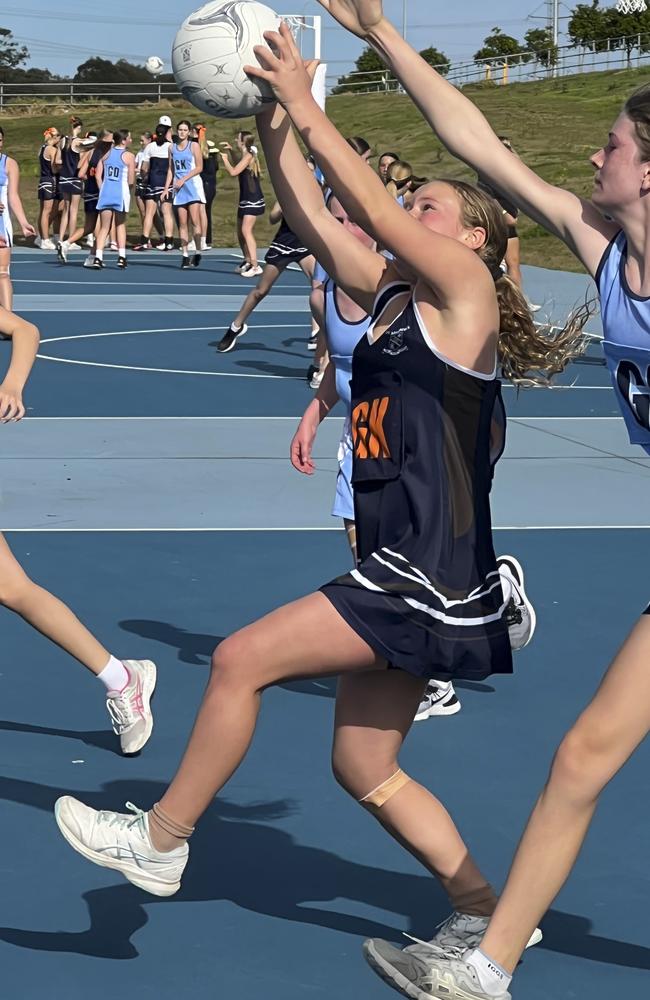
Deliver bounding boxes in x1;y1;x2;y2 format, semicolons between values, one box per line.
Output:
36;354;303;380
1;525;649;532
19;415;622;421
40;323;307;345
13;278;308;290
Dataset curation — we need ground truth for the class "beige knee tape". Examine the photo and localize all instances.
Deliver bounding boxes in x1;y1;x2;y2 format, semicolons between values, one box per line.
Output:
360;769;411;809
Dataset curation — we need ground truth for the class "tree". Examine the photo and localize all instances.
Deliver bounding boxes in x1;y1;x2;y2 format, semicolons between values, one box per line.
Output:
568;1;608;49
419;46;450;75
0;27;28;71
524;27;558;66
474;27;530;64
601;5;650;65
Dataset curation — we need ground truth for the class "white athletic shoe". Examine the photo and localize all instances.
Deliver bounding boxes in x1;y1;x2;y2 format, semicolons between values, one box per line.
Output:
34;236;42;248
309;369;324;390
415;680;461;721
82;256;95;269
105;659;156;755
54;797;188;897
56;241;68;263
187;239;196;252
40;238;56;250
85;234;95;248
242;264;263;277
497;555;536;651
200;237;209;251
66;242;81;251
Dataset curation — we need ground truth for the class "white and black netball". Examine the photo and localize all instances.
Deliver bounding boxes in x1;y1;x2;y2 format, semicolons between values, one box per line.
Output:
172;0;281;119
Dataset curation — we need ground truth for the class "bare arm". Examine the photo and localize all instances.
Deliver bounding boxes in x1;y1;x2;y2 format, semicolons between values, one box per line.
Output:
250;28;492;309
95;156;105;188
219;150;252;177
125;151;136;187
291;361;339;474
269;200;283;226
77;150;91;180
0;307;40;421
318;5;616;276
257;102;386;312
6;159;36;237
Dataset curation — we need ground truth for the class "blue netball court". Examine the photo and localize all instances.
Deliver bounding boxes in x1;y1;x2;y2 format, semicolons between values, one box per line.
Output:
1;248;649;1000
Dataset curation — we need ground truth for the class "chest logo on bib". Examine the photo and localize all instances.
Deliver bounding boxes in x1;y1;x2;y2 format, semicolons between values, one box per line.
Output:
352;397;391;460
382;325;409;357
616;359;650;430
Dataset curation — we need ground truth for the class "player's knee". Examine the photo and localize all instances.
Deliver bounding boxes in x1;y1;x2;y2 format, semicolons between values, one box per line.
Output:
209;631;255;689
551;723;611;803
0;570;34;612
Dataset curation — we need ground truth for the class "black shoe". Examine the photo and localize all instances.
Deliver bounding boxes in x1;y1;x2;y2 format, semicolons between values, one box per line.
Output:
92;257;104;269
306;363;318;384
181;256;190;269
191;253;202;268
118;256;127;269
217;323;248;353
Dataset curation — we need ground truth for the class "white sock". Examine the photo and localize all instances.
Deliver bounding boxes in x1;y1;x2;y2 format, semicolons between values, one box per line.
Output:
95;249;103;261
183;247;189;257
118;247;126;257
465;949;512;997
98;655;129;693
231;321;242;333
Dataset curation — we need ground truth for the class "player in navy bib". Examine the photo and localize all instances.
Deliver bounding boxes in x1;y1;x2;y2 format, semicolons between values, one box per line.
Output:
36;127;61;249
52;24;561;931
316;9;650;1000
56;116;85;254
219;130;265;276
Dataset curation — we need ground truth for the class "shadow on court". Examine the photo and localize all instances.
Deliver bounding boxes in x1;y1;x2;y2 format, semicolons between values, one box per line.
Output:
0;774;649;975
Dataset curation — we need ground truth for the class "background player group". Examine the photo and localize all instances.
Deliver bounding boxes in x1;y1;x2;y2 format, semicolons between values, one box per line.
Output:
3;1;649;999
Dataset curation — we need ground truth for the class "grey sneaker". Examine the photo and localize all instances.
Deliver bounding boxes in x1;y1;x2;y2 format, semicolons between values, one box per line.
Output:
54;797;188;897
403;911;542;961
497;555;536;651
106;659;156;755
364;942;512;1000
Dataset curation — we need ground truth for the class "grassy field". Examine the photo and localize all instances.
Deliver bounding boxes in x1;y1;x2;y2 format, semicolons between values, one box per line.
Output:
1;65;647;272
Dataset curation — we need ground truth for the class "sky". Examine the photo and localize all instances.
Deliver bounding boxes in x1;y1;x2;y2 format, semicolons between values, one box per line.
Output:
0;0;564;80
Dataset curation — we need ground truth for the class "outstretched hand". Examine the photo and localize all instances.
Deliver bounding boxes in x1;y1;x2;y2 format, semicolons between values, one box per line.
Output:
245;22;318;110
315;0;384;38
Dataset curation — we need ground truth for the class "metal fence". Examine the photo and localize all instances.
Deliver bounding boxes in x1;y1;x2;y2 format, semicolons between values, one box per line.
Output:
327;31;650;95
0;31;649;110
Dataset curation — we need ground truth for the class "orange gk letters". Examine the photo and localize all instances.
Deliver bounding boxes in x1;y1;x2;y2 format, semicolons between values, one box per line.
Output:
352;397;391;459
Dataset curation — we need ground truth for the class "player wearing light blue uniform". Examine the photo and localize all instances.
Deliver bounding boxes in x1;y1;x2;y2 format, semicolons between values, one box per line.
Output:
91;130;135;271
0;127;36;310
164;120;205;269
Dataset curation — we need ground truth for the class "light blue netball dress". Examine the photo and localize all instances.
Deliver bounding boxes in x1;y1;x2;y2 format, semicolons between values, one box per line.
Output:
96;147;131;213
0;154;12;247
323;280;371;521
171;141;206;207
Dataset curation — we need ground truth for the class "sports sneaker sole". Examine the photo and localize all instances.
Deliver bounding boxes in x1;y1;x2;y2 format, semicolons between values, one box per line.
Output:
54;797;180;897
217;327;247;354
120;660;157;755
499;554;537;649
415;699;462;721
363;939;431;1000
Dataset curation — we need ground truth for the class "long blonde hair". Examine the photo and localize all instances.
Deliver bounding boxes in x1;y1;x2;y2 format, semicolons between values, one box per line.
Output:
444;179;590;385
238;130;261;177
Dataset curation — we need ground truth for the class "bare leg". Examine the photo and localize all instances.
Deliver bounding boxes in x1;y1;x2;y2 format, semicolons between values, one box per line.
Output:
189;202;204;243
241;214;258;267
236;217;248;265
0;247;12;311
232;263;281;327
333;669;494;907
503;236;522;289
66;208;96;250
177;205;190;252
161;201;174;240
154;592;383;847
481;615;650;972
57;197;70;243
94;210;113;257
0;533;110;674
39;200;53;240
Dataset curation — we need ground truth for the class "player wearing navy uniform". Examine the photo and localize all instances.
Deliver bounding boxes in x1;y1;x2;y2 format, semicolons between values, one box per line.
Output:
219;131;265;276
304;7;650;1000
36;127;61;249
54;29;569;934
0;127;37;309
134;125;174;252
163;120;205;269
56;117;85;254
92;130;135;270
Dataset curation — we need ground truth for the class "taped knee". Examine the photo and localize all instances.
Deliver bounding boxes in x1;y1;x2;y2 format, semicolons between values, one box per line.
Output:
359;769;411;812
0;267;11;278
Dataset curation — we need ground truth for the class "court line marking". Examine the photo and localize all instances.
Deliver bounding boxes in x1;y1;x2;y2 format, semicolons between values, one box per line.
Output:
18;415;623;421
2;525;649;532
13;279;308;290
36;355;304;380
40;324;307;345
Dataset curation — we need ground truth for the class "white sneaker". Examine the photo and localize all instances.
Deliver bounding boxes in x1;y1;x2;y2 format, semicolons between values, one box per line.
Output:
56;241;68;263
67;242;81;251
85;234;95;248
34;236;42;248
54;797;188;897
235;261;251;273
200;237;209;251
415;680;461;721
40;238;56;250
307;335;318;351
82;256;95;268
187;239;196;252
497;555;536;651
402;912;542;959
309;369;324;390
242;264;263;277
364;942;511;1000
106;659;156;755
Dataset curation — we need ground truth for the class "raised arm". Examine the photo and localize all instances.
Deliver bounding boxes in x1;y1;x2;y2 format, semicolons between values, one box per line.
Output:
317;0;618;276
218;148;252;177
0;307;40;421
249;26;492;308
257;100;386;312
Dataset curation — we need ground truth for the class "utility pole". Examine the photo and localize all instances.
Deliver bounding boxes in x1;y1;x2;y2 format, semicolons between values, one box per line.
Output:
549;0;560;76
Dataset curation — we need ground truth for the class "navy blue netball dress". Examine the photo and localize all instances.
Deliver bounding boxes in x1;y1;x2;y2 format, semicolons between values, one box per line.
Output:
321;282;513;682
